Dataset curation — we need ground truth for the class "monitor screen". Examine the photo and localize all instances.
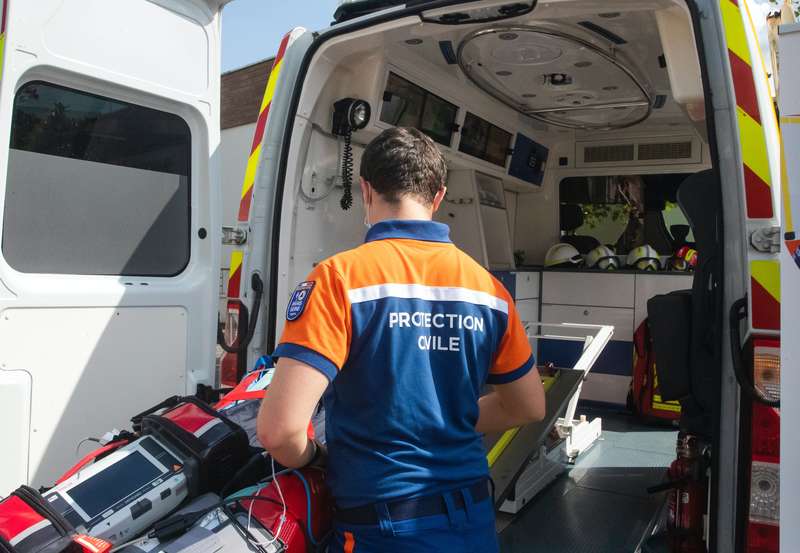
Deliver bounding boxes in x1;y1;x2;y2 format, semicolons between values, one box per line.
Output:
68;451;163;518
459;112;510;167
485;125;512;166
380;73;457;146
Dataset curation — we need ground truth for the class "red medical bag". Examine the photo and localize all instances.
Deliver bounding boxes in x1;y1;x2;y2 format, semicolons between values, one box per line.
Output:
0;486;80;553
240;468;332;553
629;320;681;422
134;396;251;495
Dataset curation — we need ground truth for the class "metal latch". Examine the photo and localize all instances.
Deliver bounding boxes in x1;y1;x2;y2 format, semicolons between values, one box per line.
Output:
222;226;247;245
750;226;781;253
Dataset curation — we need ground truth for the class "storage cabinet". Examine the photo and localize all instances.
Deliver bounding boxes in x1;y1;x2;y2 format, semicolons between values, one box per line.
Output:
542;272;635;308
537;269;694;406
515;271;540;300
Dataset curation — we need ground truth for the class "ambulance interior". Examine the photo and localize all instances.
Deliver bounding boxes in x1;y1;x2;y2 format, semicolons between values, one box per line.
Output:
278;1;720;549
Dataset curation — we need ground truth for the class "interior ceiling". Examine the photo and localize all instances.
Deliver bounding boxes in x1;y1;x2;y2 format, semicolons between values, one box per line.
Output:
392;3;690;132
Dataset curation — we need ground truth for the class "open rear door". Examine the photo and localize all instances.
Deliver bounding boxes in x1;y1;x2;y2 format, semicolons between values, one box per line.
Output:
0;0;224;493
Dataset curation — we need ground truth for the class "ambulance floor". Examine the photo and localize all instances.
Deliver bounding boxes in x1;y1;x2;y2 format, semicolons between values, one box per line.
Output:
499;406;677;553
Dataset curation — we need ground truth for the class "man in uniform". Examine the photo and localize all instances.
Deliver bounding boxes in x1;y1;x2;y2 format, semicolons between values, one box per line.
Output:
257;127;546;552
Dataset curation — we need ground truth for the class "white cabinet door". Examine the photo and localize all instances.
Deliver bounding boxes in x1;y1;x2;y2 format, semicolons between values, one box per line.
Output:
540;304;634;341
542;272;635;308
516;298;540;324
515;272;540;300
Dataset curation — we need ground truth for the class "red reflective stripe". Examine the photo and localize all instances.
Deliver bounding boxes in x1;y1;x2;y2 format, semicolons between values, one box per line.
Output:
0;496;45;541
729;51;760;123
237;186;255;222
744;165;774;219
751;277;780;331
249;101;272;156
228;266;242;299
1;0;7;34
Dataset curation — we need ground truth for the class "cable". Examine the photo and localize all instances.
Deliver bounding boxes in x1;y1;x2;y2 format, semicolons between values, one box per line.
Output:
339;131;354;210
290;470;319;547
245;456;286;549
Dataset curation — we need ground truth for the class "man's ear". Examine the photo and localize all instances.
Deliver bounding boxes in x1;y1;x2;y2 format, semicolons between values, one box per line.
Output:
359;177;371;206
431;185;447;213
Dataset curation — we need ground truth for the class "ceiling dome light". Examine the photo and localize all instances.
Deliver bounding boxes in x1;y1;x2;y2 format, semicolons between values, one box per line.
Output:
598;12;621;18
458;26;652;130
405;38;423;45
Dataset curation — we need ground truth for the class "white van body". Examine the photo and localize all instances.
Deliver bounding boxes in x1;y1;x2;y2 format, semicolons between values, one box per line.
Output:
0;0;790;551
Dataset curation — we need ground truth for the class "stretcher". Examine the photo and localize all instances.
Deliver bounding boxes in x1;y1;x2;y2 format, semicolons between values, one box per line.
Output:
484;323;615;514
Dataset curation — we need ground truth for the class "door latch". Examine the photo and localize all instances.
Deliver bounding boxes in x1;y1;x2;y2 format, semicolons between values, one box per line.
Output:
222;226;247;245
750;226;781;253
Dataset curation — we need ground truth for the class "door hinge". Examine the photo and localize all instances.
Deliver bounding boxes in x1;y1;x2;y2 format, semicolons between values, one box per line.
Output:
222;226;248;245
750;226;781;253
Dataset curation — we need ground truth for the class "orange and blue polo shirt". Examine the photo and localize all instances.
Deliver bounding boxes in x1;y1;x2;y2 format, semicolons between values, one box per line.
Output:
273;219;534;507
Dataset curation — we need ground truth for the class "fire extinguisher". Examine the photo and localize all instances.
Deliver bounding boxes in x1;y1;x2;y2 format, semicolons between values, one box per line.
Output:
665;433;708;553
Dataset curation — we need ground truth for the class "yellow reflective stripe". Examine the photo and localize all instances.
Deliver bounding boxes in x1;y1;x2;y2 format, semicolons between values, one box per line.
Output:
260;57;283;113
240;148;260;200
486;375;556;467
782;116;800;124
751;260;780;302
738;107;771;186
653;395;682;413
720;0;751;64
0;34;5;80
229;251;243;275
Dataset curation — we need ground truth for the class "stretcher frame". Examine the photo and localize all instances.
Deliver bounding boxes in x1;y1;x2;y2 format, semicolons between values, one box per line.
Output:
488;322;615;514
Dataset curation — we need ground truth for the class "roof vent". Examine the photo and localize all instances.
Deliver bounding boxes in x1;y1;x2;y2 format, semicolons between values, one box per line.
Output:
637;141;692;161
583;144;635;163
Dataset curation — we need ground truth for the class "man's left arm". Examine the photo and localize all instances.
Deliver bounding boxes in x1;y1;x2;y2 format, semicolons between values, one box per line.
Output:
257;357;329;467
256;262;350;467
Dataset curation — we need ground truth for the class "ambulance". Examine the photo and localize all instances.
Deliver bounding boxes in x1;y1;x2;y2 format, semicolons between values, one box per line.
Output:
0;0;792;551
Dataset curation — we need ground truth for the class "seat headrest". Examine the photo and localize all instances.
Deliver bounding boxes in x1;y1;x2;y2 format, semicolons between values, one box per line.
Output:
560;204;584;232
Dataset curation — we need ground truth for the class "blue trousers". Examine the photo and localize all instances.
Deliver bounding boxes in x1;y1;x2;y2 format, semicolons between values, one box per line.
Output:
329;484;498;553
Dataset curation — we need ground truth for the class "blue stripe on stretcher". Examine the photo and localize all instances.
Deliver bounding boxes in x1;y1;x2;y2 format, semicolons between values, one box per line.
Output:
538;339;633;376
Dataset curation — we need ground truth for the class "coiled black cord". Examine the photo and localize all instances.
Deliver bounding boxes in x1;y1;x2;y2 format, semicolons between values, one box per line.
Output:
340;131;354;210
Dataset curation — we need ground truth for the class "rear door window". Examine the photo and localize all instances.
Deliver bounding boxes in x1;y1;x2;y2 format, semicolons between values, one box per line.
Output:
2;82;191;276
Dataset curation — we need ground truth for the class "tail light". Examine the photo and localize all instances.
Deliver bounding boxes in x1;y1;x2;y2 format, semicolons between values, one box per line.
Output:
746;338;780;553
225;300;241;347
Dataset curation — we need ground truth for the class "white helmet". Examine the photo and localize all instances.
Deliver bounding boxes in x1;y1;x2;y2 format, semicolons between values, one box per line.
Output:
545;243;583;268
586;245;619;270
626;244;661;271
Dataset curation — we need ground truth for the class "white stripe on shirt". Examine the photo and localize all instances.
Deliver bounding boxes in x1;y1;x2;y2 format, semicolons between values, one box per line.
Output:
347;283;508;314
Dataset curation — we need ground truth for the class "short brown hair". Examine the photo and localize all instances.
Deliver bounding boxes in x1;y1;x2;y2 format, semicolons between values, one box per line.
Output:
359;127;447;205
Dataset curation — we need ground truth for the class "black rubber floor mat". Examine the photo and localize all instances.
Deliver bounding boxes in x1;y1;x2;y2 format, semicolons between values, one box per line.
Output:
570;466;668;498
499;483;663;553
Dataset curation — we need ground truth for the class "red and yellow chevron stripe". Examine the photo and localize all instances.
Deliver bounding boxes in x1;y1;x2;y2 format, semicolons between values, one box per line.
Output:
751;260;779;331
720;0;774;219
220;32;291;385
237;34;290;222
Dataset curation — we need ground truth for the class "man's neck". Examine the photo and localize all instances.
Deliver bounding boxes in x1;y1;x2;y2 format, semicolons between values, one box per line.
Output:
369;198;433;224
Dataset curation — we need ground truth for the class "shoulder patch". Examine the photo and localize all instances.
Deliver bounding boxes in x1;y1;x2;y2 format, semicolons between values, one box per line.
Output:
286;281;316;321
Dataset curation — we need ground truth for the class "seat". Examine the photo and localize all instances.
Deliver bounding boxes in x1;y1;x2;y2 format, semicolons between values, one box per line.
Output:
647;170;721;438
559;204;600;254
